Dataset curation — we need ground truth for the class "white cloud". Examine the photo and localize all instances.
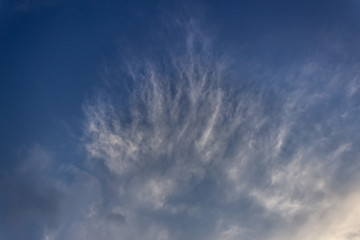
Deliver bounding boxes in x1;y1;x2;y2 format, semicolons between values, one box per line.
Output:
268;182;360;240
79;20;360;240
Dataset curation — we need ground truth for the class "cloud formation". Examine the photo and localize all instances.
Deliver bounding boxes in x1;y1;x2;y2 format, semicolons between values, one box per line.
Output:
82;21;360;240
2;18;359;240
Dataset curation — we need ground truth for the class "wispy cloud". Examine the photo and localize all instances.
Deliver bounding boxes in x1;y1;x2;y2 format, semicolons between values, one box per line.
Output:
81;20;360;240
2;16;359;240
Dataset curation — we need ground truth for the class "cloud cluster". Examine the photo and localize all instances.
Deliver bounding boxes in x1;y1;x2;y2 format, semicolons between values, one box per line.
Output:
2;20;359;240
82;22;360;240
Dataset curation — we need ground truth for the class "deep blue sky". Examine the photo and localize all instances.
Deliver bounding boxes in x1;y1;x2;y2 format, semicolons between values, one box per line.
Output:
1;0;359;156
1;1;360;240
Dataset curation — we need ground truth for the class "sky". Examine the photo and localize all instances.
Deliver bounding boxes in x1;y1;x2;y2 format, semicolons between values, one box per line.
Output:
1;0;360;239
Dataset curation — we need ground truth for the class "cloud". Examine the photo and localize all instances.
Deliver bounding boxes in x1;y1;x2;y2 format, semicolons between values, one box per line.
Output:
3;17;360;240
82;19;360;240
0;145;62;239
268;183;360;240
0;145;102;240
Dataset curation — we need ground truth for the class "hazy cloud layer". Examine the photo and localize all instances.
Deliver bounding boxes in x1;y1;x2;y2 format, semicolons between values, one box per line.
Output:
0;145;102;240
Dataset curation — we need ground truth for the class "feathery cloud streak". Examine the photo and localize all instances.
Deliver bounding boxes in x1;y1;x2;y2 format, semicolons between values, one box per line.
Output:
82;21;360;240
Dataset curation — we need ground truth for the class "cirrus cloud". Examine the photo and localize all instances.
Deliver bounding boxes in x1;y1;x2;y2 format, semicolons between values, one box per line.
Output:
82;20;360;240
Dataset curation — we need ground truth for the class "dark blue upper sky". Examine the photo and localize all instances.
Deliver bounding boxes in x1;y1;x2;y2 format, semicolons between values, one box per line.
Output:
1;0;359;153
1;1;360;240
1;0;156;163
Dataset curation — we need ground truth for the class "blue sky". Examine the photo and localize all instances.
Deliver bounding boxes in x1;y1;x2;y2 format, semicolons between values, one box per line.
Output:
1;1;360;240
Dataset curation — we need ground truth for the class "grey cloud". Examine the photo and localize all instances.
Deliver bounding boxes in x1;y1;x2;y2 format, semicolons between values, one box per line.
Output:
0;145;102;240
0;146;63;240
